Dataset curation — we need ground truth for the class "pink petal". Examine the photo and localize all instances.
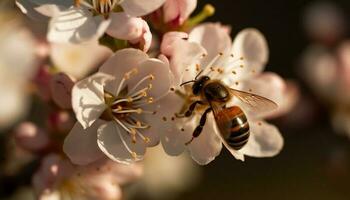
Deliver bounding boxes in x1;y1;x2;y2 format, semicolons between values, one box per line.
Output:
14;122;49;152
163;0;197;24
121;0;167;17
161;31;189;57
50;73;75;109
239;121;284;157
107;12;144;41
129;20;152;52
97;122;147;164
63;121;105;165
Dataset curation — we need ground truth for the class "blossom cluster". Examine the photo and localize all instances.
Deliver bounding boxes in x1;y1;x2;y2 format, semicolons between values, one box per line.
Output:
0;0;295;199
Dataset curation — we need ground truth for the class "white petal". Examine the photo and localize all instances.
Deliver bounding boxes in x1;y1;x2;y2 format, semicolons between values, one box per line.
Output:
239;121;284;157
97;121;146;164
50;42;112;79
231;28;269;80
107;12;144;41
121;0;166;17
188;117;223;165
128;58;171;100
16;0;69;19
47;7;110;43
72;72;113;129
63;121;105;165
170;39;207;85
98;48;149;94
189;23;232;67
156;93;191;155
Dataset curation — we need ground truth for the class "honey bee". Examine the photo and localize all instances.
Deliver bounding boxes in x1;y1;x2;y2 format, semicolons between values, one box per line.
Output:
179;72;277;150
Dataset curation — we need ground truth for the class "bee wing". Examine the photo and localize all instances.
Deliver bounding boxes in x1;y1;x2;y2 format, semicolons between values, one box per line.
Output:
211;101;240;138
229;88;278;114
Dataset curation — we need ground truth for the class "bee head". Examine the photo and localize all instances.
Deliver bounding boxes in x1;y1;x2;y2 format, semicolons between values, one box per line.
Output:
192;76;210;95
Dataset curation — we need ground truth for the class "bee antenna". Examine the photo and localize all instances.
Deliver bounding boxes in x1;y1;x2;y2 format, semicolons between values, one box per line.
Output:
180;80;195;87
195;69;204;80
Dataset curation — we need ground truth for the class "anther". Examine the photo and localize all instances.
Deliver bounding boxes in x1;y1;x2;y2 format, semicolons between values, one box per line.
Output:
235;82;239;85
162;117;167;121
181;128;185;132
147;97;154;103
144;137;150;143
170;87;175;92
240;57;244;60
131;152;137;159
230;54;234;57
232;70;237;75
219;52;223;56
127;97;133;102
149;74;155;80
196;64;200;71
148;84;153;90
136;108;143;114
240;65;244;68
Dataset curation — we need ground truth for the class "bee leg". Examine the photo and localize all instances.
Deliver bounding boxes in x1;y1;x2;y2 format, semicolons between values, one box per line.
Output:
176;101;204;118
185;107;212;145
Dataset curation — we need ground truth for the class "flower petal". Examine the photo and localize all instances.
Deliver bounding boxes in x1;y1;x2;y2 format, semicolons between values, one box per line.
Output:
16;0;69;19
128;58;171;100
107;12;144;41
170;39;207;85
97;121;146;164
189;23;232;66
163;0;197;24
98;48;149;94
161;31;189;57
239;121;284;157
188;117;223;165
231;28;269;80
121;0;166;17
63;121;105;165
50;42;112;79
47;7;110;43
72;72;113;129
153;93;191;155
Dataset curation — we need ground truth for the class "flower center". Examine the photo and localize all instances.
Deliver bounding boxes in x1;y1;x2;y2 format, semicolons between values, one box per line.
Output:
101;69;156;152
75;0;123;16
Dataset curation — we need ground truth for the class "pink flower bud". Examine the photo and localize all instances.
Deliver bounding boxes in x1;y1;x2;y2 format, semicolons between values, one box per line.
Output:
129;20;152;52
50;72;75;109
14;122;49;152
163;0;197;25
34;65;52;101
48;111;75;133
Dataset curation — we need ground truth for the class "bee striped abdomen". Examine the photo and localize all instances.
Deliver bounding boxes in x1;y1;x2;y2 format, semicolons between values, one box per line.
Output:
226;110;250;150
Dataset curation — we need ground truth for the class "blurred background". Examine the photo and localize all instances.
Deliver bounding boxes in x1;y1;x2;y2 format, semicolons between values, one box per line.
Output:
2;0;350;200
